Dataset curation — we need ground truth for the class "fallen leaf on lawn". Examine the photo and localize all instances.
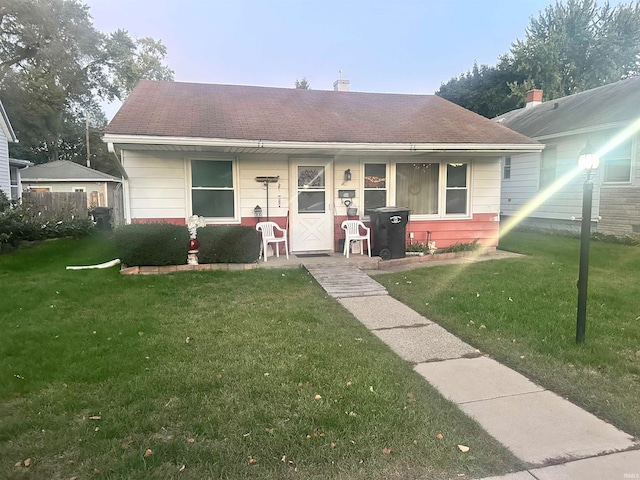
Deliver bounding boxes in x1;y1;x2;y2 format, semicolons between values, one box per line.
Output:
23;458;31;467
94;427;99;432
330;442;336;448
216;374;222;379
479;324;486;329
635;350;640;357
185;337;190;343
248;458;257;464
346;381;352;386
457;445;470;453
186;438;195;443
281;455;286;463
265;428;274;434
413;440;418;445
314;394;322;400
382;447;393;454
14;461;21;467
70;476;78;480
144;449;153;457
369;386;374;392
407;392;415;402
93;468;100;474
348;411;357;417
520;355;525;359
89;416;101;420
306;381;312;387
179;464;186;472
436;433;444;440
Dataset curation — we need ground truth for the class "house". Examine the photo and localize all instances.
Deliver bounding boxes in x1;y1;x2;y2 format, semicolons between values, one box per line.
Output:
103;79;542;254
0;99;18;201
496;76;640;237
20;160;122;209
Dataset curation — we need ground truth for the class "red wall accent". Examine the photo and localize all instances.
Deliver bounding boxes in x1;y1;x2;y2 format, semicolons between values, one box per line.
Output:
132;214;499;253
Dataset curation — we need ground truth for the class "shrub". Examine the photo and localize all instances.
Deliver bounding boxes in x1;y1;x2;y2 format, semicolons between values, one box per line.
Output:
0;202;95;253
0;190;10;213
197;226;260;263
115;223;190;266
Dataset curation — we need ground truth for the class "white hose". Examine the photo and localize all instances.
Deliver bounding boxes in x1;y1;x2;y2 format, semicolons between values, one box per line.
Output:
66;259;121;270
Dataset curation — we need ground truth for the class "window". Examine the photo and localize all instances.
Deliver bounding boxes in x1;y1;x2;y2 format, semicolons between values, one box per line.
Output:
446;163;468;214
503;157;511;180
9;167;19;201
191;159;235;218
396;163;439;215
363;163;386;214
540;146;557;189
603;140;632;183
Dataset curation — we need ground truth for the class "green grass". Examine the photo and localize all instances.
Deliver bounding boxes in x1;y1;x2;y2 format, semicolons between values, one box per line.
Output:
0;235;523;479
376;230;640;438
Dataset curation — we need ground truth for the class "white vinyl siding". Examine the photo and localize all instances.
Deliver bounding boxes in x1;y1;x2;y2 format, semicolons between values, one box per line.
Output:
124;151;187;221
471;160;501;215
0;131;10;199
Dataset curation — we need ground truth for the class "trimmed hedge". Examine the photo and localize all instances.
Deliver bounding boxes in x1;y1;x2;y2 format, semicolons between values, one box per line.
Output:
197;225;260;264
115;223;190;266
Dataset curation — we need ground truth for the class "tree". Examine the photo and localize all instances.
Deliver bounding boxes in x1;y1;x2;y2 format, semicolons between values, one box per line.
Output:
295;77;310;89
508;0;640;100
437;0;640;116
0;0;174;168
437;61;526;118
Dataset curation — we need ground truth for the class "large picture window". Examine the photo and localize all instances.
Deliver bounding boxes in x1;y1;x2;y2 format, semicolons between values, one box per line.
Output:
364;163;387;214
603;140;632;183
396;163;439;215
191;160;235;218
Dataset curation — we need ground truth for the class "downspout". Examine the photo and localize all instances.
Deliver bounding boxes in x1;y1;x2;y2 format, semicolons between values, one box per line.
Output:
108;143;131;224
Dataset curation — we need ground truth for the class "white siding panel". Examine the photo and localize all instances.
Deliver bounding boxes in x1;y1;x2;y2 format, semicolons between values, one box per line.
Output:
123;151;186;220
0;132;10;198
471;159;501;214
237;154;290;219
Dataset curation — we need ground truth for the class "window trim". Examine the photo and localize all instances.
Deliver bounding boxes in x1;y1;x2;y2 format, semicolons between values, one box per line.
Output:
503;156;511;180
444;162;470;217
360;158;472;220
603;139;634;184
539;146;557;190
362;161;388;216
187;157;240;223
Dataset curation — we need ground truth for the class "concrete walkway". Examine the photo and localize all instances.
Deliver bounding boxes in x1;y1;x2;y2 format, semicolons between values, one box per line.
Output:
304;262;640;480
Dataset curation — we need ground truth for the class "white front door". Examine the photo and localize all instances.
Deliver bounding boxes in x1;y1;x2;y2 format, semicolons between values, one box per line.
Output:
290;160;333;252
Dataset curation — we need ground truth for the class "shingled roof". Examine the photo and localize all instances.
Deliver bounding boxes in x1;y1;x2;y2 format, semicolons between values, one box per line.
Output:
495;76;640;138
105;80;537;147
21;161;121;182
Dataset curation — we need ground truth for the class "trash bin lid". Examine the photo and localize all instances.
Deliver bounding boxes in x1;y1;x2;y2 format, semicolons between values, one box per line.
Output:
373;206;410;213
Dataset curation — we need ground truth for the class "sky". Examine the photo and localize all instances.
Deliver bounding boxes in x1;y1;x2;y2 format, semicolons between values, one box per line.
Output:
84;0;596;119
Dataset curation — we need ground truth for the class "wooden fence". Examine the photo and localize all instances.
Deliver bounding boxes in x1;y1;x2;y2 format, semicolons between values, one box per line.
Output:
22;191;88;221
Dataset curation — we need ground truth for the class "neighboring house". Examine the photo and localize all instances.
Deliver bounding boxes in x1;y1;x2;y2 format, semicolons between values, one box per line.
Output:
9;158;33;201
497;76;640;236
20;160;122;209
0;99;18;200
103;79;541;254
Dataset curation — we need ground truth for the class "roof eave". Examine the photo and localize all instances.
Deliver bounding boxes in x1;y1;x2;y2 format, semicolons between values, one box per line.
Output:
22;177;121;182
102;134;544;153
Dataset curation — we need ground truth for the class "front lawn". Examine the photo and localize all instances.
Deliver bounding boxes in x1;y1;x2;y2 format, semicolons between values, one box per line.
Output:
376;231;640;439
0;236;522;479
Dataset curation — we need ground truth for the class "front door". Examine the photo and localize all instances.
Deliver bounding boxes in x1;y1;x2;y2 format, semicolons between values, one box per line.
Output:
290;160;333;252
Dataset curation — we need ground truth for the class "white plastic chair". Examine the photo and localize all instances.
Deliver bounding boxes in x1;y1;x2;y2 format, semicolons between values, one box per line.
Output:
256;221;289;262
341;220;371;258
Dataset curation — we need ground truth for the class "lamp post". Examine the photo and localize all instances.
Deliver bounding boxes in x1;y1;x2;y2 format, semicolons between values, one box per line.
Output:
576;142;600;344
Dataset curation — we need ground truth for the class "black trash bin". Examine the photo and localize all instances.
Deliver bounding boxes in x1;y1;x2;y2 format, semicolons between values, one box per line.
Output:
370;207;410;260
90;207;112;231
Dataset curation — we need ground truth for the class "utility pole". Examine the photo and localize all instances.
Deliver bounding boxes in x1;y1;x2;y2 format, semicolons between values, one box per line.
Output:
86;111;91;168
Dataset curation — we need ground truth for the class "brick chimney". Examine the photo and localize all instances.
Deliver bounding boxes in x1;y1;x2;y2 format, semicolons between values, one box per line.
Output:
525;89;543;108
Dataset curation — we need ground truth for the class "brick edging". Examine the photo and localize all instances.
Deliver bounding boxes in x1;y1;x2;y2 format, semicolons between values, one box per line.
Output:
120;263;259;275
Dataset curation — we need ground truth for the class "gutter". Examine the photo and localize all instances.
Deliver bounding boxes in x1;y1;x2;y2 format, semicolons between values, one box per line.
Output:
103;134;544;153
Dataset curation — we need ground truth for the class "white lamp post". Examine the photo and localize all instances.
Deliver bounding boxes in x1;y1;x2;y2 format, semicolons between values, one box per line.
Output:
576;141;600;344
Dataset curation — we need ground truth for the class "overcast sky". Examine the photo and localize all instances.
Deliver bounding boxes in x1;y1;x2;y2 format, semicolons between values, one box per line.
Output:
85;0;619;119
